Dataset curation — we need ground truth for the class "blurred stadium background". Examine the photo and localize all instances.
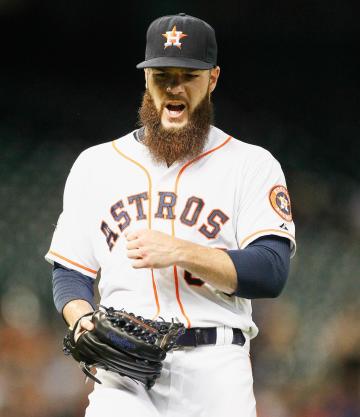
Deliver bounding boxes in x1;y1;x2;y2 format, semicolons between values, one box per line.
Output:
0;1;359;416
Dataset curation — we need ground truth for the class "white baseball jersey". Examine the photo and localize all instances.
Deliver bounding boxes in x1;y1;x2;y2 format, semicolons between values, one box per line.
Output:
45;125;296;338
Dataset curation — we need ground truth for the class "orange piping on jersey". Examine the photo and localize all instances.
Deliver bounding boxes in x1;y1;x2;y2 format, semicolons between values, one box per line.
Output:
172;135;233;328
172;135;232;236
48;251;97;275
151;270;161;319
112;140;160;318
112;140;152;229
240;228;295;248
173;266;192;328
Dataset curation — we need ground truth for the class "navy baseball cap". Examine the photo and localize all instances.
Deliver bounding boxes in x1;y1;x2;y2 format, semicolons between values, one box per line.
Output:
136;13;217;70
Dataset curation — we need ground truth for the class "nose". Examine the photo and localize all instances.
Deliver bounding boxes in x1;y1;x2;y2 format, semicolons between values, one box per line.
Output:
166;84;185;94
166;77;185;95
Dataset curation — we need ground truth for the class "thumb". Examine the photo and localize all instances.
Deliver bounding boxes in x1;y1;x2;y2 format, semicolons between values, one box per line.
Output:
74;317;95;342
79;318;95;332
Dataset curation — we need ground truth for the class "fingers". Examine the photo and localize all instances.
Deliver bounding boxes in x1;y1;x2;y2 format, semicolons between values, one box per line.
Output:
124;229;171;269
124;230;144;265
124;228;146;242
80;318;95;332
131;259;147;269
126;240;140;250
127;249;143;259
74;317;94;342
125;230;146;259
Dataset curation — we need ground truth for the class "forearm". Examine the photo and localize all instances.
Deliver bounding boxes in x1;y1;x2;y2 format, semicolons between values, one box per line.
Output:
63;299;94;328
125;229;290;298
175;235;290;298
175;239;237;294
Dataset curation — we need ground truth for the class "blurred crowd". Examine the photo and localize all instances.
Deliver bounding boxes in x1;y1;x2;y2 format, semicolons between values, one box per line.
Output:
253;300;360;417
0;323;92;417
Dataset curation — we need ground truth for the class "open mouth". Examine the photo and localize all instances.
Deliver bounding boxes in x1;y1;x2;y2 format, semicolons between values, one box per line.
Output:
165;103;186;118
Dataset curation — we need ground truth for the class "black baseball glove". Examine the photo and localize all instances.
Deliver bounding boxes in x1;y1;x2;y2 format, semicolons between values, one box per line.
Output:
63;306;185;389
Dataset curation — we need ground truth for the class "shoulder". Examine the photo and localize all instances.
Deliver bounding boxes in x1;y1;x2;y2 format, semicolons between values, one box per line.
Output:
73;131;135;168
210;126;278;167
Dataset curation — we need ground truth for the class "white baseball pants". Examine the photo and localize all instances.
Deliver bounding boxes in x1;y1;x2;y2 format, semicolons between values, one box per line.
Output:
85;331;256;417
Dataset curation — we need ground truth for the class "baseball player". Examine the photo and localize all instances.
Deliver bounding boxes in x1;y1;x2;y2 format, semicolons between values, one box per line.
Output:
46;13;296;417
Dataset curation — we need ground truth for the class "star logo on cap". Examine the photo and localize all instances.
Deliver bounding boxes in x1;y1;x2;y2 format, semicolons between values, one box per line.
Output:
162;26;188;49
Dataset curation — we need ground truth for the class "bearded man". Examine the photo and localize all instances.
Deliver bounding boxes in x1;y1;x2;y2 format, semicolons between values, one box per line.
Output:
46;13;296;417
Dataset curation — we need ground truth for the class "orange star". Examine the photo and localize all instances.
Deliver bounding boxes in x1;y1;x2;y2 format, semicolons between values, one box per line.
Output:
162;26;188;49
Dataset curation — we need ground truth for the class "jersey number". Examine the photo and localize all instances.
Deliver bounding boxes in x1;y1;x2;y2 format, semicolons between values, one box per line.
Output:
184;270;204;287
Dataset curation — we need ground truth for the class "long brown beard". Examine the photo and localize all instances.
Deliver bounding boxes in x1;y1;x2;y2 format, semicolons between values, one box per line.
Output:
138;90;214;165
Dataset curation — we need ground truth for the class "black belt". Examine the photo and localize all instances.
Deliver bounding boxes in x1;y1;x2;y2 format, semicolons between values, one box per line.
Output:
175;327;246;347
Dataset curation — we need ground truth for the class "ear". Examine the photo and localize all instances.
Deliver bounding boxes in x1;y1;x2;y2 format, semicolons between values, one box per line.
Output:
209;66;220;93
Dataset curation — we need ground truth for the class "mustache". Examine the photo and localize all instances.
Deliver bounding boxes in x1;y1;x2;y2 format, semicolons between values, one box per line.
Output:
160;94;190;109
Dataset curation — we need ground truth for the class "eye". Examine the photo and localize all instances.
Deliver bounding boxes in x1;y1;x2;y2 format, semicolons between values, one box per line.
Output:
184;73;199;81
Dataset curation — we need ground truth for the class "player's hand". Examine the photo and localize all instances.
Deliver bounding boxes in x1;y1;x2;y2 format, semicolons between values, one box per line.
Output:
74;317;94;342
125;229;182;269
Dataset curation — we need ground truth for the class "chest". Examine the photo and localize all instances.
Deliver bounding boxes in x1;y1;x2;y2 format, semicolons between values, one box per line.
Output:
90;155;240;248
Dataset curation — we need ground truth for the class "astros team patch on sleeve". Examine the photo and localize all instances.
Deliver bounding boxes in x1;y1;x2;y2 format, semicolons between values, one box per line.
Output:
269;185;292;222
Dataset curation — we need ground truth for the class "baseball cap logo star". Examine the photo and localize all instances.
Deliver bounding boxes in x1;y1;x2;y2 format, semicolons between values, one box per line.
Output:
162;26;188;49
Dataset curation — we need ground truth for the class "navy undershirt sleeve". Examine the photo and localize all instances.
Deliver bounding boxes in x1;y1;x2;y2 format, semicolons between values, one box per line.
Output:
52;262;96;314
226;236;290;299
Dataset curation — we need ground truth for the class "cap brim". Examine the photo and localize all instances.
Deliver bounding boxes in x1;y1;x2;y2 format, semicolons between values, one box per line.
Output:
136;56;215;70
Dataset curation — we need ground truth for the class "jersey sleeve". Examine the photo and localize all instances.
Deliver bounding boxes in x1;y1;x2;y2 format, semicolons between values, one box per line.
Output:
45;151;100;278
236;150;296;257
